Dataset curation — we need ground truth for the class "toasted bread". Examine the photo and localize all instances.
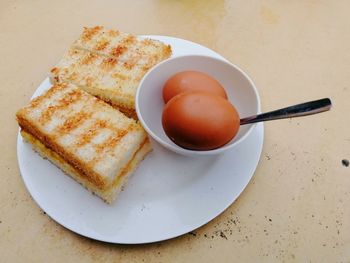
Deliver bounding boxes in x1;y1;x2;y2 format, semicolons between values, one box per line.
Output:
50;26;172;118
16;83;151;203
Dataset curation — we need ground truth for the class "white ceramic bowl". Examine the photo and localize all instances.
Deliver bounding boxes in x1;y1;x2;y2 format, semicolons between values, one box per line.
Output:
136;55;260;157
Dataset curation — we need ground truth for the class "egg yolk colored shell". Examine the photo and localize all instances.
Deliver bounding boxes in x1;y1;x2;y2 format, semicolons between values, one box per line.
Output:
163;71;228;103
162;92;240;150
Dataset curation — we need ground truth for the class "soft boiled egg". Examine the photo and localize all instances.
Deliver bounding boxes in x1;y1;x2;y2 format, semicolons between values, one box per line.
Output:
162;91;240;151
162;71;228;103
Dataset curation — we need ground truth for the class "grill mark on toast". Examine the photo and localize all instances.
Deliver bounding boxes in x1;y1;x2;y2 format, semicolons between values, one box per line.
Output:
122;35;136;45
87;123;135;168
74;119;108;148
107;29;119;37
38;89;83;125
29;83;68;109
81;26;103;43
55;111;93;135
140;38;160;49
80;52;99;65
123;59;138;70
100;57;118;72
93;128;129;154
111;45;128;58
94;38;110;51
110;35;135;58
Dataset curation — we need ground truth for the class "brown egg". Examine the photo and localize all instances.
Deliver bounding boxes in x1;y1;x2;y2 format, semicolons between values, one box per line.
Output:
162;71;227;103
162;92;240;150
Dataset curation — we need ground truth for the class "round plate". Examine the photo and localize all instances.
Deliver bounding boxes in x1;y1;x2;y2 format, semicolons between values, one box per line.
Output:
17;36;264;244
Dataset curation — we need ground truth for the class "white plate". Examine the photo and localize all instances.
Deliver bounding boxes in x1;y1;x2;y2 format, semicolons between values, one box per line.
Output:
17;36;264;244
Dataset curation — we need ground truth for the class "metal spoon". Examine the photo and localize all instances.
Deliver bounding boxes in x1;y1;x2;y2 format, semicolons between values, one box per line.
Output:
240;98;332;125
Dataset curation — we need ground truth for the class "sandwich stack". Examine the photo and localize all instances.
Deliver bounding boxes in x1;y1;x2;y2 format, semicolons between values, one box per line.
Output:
17;26;172;203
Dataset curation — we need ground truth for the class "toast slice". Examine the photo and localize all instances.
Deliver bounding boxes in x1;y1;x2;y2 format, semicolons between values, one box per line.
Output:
16;83;151;204
50;26;172;118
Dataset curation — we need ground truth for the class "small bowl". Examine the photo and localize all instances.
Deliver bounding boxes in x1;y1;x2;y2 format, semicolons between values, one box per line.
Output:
136;55;260;157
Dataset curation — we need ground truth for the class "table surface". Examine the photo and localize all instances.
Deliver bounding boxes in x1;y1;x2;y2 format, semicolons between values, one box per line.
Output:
1;0;349;262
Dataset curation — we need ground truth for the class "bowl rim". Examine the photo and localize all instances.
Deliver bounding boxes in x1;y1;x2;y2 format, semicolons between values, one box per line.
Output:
135;54;261;156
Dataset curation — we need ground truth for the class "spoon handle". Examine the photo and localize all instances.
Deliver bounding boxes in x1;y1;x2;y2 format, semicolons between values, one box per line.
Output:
240;98;332;125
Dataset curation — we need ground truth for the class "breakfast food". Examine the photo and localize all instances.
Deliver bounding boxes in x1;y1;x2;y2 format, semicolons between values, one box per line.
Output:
50;26;172;118
161;71;240;150
162;91;240;150
162;70;227;103
16;83;151;203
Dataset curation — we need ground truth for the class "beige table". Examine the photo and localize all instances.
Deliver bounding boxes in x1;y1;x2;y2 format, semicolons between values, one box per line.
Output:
1;1;349;262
